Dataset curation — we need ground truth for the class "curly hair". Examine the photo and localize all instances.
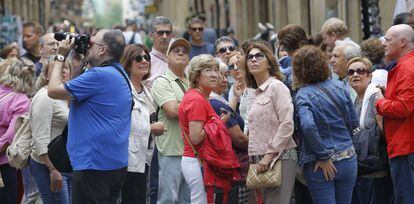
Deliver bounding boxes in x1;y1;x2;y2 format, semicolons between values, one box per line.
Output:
292;45;331;90
189;54;219;88
120;44;151;80
278;24;313;53
242;42;284;88
0;58;36;95
360;38;384;65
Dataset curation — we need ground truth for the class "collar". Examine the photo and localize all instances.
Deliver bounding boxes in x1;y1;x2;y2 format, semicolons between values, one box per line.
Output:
151;48;167;63
98;59;120;67
164;68;188;81
258;77;274;92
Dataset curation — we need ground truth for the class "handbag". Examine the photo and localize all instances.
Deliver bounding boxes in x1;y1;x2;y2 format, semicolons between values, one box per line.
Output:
353;125;388;175
246;159;282;189
48;125;72;172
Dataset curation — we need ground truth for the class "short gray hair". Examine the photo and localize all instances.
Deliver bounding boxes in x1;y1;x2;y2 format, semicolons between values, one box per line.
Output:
149;16;172;33
336;41;361;61
214;36;234;50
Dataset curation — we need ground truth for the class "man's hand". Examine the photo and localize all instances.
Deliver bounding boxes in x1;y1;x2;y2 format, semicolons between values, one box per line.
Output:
49;169;63;192
314;159;337;181
58;37;75;58
376;85;386;97
151;122;165;136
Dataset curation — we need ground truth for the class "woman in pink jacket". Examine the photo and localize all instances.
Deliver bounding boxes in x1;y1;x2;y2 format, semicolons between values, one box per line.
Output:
0;58;36;204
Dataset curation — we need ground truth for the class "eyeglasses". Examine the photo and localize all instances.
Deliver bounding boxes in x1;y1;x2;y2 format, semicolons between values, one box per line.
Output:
218;46;236;54
228;64;238;71
156;30;172;36
247;52;265;61
191;27;204;32
171;47;188;55
347;68;369;76
135;54;150;63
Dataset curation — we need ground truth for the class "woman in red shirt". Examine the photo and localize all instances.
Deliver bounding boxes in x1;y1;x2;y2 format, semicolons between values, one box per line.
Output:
178;54;222;203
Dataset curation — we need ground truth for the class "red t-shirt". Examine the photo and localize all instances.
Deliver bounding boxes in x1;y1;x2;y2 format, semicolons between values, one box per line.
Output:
178;89;218;157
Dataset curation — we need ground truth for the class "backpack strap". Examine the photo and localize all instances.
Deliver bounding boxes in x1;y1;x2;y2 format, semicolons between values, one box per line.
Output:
129;32;136;45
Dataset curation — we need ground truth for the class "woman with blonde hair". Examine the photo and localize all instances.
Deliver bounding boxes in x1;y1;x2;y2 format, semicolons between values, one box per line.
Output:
242;41;297;204
28;57;72;204
0;58;36;204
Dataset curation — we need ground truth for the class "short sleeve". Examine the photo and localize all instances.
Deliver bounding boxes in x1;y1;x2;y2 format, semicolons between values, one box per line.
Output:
64;69;102;102
151;77;177;107
184;97;209;122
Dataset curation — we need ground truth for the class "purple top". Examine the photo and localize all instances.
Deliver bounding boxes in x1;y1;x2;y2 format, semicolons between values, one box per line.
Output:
0;85;30;165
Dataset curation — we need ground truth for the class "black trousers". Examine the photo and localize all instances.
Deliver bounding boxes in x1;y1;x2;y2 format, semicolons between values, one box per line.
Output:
0;164;18;204
121;165;149;204
72;167;127;204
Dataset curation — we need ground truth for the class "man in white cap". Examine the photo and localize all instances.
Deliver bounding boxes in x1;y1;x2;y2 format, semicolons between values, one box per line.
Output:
151;38;191;203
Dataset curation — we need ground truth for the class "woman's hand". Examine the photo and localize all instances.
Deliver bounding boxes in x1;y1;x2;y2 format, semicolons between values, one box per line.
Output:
151;122;165;136
49;169;63;192
256;153;275;173
220;111;230;122
233;81;245;99
314;159;337;181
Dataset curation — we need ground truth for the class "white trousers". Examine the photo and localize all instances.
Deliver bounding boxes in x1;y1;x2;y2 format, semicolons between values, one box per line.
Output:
181;156;207;204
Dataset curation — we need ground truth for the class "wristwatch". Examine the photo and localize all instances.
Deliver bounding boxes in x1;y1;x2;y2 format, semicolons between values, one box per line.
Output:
55;54;65;62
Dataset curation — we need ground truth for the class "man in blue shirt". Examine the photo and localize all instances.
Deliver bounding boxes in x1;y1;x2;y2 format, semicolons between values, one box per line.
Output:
188;17;215;59
48;29;132;204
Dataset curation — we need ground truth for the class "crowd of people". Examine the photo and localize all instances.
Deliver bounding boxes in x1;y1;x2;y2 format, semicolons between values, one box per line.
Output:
0;11;413;204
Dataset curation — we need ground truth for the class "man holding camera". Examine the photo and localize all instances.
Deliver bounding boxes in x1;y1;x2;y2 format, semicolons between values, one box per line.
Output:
47;29;132;204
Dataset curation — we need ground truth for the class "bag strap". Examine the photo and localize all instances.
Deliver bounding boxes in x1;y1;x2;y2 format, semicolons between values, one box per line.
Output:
154;76;187;121
129;32;136;45
112;64;135;111
182;128;200;157
315;84;351;131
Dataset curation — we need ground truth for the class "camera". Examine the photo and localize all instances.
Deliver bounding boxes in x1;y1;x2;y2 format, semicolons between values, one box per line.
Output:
54;32;91;55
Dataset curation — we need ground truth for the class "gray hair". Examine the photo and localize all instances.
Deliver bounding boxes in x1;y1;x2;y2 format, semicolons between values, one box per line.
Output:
189;54;219;88
214;36;235;50
102;29;126;61
335;41;361;61
39;33;54;47
149;16;172;33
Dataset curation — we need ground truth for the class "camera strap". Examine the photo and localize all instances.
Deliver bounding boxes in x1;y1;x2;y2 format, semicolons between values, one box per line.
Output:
100;61;135;112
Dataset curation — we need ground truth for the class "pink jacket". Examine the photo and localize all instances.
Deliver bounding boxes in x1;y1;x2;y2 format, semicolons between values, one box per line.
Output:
0;85;30;165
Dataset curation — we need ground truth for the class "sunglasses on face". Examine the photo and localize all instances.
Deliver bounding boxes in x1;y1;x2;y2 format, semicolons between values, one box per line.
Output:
218;46;236;54
135;54;150;63
156;30;172;36
171;47;188;55
191;27;204;32
347;68;369;76
247;52;265;61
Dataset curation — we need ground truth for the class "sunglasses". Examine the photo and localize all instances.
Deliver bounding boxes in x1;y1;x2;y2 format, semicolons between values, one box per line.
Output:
228;64;238;71
156;30;172;36
135;54;150;63
191;27;204;32
247;52;265;61
218;46;236;54
171;47;188;55
347;68;369;76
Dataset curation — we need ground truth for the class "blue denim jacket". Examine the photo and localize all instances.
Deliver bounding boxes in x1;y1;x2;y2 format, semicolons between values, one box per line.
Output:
295;79;358;165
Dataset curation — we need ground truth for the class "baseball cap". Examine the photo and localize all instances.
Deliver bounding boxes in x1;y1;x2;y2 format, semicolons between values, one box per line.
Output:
166;38;191;56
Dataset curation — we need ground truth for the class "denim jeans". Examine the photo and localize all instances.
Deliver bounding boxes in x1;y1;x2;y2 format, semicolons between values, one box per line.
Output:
149;145;159;204
29;158;72;204
304;156;357;204
21;166;41;204
389;153;414;204
352;174;394;204
157;152;190;204
0;163;17;204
